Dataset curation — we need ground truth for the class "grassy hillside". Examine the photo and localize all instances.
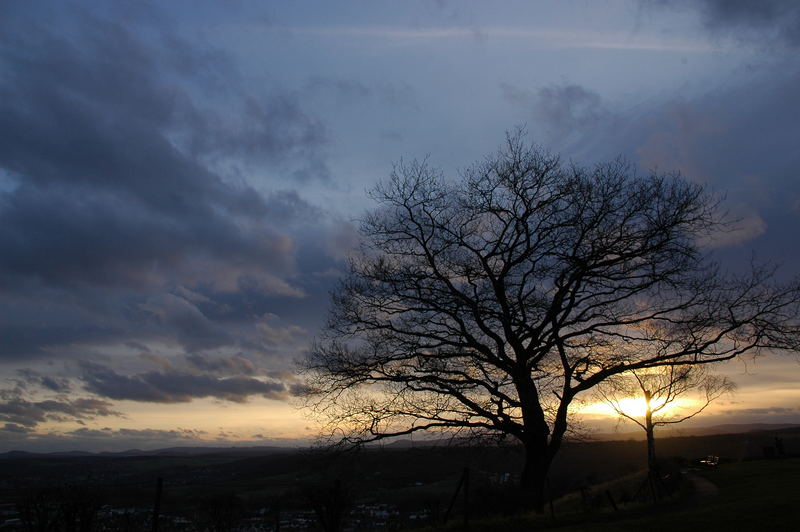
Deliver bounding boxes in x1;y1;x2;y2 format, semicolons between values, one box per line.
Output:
446;458;800;531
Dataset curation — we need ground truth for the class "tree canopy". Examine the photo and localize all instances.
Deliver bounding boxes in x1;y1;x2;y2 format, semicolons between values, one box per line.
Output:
303;132;800;509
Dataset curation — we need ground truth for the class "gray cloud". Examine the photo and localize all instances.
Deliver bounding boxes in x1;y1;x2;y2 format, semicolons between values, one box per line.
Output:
513;68;800;268
185;354;258;376
70;427;206;440
303;77;418;110
721;406;796;416
501;83;610;145
720;357;800;390
0;32;300;287
79;362;291;403
138;294;234;353
304;78;371;103
16;369;71;393
1;423;31;434
189;93;330;182
0;390;122;428
647;0;800;48
614;74;799;261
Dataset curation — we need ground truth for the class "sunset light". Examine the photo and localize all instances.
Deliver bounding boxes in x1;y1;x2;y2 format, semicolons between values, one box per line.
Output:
578;397;698;419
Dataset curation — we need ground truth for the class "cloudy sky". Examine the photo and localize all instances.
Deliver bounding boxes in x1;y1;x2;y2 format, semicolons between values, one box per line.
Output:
1;0;799;452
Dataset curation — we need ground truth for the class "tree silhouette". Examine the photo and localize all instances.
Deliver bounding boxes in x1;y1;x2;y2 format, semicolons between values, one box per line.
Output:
598;365;734;483
303;131;800;511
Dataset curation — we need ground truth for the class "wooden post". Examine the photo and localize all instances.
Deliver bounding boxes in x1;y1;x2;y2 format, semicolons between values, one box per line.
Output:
605;490;618;512
151;477;163;532
463;467;469;528
443;468;467;524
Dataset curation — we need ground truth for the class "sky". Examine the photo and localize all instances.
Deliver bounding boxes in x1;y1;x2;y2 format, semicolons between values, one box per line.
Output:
1;0;799;452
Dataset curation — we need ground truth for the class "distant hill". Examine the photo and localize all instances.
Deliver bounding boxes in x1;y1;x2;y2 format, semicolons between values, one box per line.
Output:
101;445;296;457
0;445;295;459
3;423;799;458
589;422;800;441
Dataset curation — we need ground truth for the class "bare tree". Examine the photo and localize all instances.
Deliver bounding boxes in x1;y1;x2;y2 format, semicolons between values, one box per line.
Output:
302;131;800;511
598;365;735;478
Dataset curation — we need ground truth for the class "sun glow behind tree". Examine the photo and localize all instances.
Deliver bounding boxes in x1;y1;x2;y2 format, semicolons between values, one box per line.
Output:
578;395;699;420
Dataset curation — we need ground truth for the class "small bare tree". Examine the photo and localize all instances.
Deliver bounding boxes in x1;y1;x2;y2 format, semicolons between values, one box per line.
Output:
303;131;800;511
598;365;735;477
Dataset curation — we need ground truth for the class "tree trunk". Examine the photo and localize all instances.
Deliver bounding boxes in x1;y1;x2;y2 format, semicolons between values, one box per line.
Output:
644;391;660;500
515;371;556;513
645;424;657;475
644;391;657;476
519;435;551;513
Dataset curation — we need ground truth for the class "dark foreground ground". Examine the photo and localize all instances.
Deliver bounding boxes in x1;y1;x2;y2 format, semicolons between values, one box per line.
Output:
468;457;800;532
1;426;798;531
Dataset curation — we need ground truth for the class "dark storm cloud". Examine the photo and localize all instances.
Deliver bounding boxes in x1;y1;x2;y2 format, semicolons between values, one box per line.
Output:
649;0;800;47
80;362;291;403
0;7;341;364
0;390;122;428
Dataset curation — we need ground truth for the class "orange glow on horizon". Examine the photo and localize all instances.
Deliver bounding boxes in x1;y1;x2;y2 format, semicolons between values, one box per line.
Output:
578;397;698;419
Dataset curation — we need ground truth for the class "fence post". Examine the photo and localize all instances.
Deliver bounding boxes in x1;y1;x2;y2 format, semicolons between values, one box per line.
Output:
443;468;467;524
463;467;469;528
547;477;556;522
605;490;619;512
151;477;163;532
